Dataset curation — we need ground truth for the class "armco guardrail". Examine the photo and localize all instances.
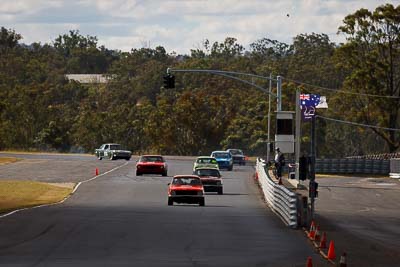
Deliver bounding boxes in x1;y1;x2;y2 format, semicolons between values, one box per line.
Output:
256;158;298;228
315;158;390;175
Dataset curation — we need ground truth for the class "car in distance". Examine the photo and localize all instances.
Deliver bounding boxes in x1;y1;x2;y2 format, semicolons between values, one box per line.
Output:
168;175;205;206
226;149;246;165
193;156;219;171
193;167;223;194
95;143;132;160
210;151;233;171
136;155;168;176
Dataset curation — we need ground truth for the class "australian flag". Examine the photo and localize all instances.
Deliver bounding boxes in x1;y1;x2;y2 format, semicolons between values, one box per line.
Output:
300;94;321;107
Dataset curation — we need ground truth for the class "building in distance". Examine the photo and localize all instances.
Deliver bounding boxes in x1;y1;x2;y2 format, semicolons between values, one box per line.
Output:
65;74;109;84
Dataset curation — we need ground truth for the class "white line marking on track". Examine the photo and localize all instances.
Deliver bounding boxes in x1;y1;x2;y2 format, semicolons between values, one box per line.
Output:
356;207;377;213
0;162;130;219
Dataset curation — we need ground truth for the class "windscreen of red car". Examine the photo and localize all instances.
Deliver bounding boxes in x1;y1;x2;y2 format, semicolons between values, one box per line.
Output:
172;177;201;185
141;156;164;162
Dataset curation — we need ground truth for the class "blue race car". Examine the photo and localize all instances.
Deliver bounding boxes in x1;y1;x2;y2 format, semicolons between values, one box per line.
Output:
210;151;233;171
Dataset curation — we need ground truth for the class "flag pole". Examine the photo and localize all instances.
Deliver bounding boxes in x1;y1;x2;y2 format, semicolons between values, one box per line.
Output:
310;115;316;219
295;89;301;185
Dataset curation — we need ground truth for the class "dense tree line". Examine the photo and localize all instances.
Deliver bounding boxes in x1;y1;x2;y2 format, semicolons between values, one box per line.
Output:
0;4;399;157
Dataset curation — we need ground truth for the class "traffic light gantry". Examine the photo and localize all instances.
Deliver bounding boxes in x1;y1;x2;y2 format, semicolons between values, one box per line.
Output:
163;74;175;89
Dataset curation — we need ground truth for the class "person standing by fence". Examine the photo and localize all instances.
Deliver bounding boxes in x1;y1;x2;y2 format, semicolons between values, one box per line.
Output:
274;147;285;181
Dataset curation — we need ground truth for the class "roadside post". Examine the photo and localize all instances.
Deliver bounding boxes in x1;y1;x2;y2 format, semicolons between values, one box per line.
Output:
299;94;328;219
310;114;316;218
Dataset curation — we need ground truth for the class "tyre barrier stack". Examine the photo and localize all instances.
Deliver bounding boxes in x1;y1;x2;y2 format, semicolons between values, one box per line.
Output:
255;158;298;228
389;158;400;179
315;158;389;175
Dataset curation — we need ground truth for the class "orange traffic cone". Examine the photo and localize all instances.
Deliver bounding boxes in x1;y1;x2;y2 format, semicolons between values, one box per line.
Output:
306;256;313;267
319;232;327;249
95;168;99;176
327;240;336;260
308;221;316;239
314;226;321;242
309;220;315;231
339;252;347;267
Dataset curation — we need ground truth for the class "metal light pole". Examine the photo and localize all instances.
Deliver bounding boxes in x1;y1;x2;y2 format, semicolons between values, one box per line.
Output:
277;76;282;112
267;74;272;162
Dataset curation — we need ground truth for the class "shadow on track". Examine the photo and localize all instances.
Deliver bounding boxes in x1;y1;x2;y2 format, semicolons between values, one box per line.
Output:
168;204;232;208
221;193;248;196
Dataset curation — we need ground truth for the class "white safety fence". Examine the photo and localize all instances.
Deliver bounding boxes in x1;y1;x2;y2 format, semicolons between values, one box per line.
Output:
256;158;298;228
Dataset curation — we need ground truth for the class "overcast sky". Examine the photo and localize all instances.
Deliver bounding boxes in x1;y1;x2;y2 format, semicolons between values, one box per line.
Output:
0;0;397;54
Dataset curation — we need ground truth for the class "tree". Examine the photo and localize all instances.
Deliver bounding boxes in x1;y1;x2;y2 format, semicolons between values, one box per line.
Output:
250;38;291;61
54;30;117;73
210;37;244;59
288;33;338;88
0;27;21;52
334;3;400;152
54;30;97;57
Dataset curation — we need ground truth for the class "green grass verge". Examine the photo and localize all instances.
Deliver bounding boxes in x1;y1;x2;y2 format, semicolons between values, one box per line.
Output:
0;157;20;165
0;151;92;156
0;180;74;214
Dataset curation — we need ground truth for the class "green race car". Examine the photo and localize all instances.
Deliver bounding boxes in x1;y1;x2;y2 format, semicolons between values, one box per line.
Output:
193;156;219;171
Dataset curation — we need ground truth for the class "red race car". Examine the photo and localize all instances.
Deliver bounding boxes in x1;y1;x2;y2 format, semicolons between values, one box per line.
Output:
168;175;205;206
136;155;168;176
193;167;223;195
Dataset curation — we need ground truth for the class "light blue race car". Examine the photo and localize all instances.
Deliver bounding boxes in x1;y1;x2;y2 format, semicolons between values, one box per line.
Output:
210;151;233;171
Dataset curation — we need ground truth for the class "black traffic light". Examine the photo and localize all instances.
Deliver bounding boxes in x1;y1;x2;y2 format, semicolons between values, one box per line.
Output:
299;155;309;181
309;181;319;198
163;75;169;88
269;142;274;153
163;74;175;89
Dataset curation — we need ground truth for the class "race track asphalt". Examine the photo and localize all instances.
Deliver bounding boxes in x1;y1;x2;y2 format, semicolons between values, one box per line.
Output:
0;154;325;267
